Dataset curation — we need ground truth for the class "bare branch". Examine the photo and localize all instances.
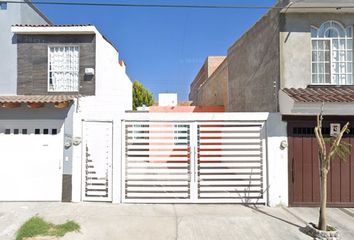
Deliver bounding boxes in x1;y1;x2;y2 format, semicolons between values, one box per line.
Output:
315;113;326;157
315;126;325;153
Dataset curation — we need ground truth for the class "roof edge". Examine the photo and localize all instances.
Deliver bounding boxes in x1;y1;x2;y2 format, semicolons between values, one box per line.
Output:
25;0;52;24
11;25;97;34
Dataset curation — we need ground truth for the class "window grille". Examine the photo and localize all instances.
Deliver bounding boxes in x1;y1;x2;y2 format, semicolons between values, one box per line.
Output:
311;21;353;85
48;46;79;92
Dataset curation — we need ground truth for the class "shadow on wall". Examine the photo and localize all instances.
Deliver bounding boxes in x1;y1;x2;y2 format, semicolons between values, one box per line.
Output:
0;102;73;119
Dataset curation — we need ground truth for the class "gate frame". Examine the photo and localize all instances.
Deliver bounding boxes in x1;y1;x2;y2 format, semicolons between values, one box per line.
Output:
81;119;114;202
286;116;354;207
120;112;270;204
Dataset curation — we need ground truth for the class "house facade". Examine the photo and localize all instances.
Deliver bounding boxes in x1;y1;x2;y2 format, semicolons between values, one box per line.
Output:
0;0;51;94
189;56;228;108
279;1;354;207
189;0;354;207
0;3;132;203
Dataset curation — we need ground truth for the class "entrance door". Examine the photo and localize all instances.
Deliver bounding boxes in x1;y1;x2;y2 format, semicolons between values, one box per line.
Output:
82;121;113;202
0;120;64;201
288;123;354;207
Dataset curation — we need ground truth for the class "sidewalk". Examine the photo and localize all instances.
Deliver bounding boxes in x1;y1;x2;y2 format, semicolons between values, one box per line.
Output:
0;203;353;240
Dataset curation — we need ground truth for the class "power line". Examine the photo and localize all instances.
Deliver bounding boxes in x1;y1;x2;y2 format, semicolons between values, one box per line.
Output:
4;0;354;10
4;1;275;9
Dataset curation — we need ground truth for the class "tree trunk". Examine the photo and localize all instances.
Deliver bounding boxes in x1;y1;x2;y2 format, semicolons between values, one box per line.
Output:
318;169;328;231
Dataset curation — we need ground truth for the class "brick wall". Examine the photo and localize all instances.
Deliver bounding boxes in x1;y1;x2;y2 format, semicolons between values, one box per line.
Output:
189;57;228;108
189;56;227;107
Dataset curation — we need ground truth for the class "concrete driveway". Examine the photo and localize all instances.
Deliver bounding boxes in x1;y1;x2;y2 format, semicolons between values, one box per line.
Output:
0;203;353;240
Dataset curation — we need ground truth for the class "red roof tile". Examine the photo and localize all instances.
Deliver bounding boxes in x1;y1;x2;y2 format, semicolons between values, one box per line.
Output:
0;95;76;103
282;87;354;103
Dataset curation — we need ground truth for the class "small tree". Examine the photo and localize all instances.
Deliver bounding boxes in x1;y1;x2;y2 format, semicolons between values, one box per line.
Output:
314;112;351;231
132;80;154;110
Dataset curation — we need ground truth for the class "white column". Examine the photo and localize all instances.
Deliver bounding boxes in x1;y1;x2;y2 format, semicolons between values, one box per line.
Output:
112;118;123;203
71;99;83;202
266;113;289;207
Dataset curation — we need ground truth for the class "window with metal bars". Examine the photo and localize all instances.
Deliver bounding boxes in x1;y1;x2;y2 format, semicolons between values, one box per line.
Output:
311;21;353;85
0;2;7;10
48;46;80;92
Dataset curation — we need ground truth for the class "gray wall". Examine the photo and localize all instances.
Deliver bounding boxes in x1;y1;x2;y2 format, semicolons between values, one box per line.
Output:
62;103;74;175
0;0;50;95
280;13;354;89
17;34;96;95
0;104;70;119
227;2;286;112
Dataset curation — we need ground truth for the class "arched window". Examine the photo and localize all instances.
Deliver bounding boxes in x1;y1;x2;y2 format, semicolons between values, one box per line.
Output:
311;21;353;85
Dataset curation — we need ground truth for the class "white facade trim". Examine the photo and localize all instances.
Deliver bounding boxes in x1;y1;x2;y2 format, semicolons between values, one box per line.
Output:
11;26;97;34
123;112;270;121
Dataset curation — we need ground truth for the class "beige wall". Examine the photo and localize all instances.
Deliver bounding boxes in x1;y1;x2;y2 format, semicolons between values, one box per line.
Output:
189;61;207;103
280;13;354;89
227;5;283;112
192;58;228;107
189;56;227;107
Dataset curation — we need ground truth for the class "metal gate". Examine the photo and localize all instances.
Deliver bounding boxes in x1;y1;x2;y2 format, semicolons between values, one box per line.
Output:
82;121;113;202
288;120;354;207
122;120;266;203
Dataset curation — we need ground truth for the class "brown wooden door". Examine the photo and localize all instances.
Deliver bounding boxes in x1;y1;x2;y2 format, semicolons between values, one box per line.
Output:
288;122;354;207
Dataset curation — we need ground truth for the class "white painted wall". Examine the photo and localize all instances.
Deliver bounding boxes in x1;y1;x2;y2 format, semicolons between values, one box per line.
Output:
266;113;289;207
121;112;289;206
0;119;64;201
71;30;132;203
158;93;177;106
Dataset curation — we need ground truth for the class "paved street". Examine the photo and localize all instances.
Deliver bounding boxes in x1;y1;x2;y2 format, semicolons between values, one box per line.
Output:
0;203;353;240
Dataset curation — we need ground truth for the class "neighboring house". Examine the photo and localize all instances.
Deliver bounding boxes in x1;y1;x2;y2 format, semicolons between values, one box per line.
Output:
0;3;132;203
189;56;228;108
143;93;225;112
189;0;354;207
0;0;51;94
149;105;225;112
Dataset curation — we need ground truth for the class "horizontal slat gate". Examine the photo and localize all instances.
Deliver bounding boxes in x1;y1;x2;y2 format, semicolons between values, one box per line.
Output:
197;123;265;203
123;122;192;203
122;121;266;204
82;121;113;202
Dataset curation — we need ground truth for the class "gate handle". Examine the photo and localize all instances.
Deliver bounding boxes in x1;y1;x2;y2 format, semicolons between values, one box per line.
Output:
291;157;294;182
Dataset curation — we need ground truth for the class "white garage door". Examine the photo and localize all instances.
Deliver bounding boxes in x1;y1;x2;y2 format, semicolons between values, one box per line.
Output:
0;120;64;201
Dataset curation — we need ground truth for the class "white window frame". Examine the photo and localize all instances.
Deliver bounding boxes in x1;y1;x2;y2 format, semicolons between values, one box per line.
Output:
311;21;353;85
47;45;80;92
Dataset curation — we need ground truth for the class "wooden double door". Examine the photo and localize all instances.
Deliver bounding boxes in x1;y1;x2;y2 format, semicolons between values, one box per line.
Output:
288;119;354;207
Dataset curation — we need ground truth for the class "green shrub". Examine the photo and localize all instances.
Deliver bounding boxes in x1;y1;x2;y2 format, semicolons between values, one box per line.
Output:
16;216;80;240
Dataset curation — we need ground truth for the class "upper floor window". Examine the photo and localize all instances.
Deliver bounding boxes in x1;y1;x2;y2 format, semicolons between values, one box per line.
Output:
0;2;7;10
311;21;353;85
48;46;79;92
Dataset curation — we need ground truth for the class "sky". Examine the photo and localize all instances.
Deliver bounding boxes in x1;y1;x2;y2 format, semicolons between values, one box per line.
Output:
35;0;276;101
